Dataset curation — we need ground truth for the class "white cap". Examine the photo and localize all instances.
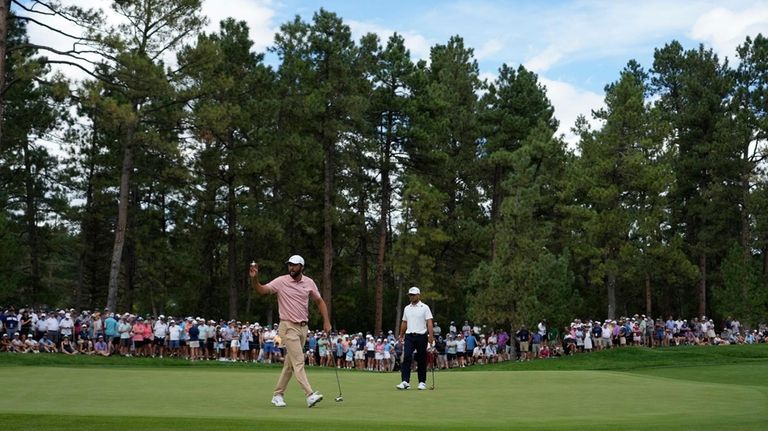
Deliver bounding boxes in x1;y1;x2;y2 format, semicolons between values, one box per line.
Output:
286;255;305;266
408;286;421;295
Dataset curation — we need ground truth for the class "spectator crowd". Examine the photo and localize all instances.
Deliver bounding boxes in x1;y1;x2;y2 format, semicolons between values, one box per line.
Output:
1;306;766;372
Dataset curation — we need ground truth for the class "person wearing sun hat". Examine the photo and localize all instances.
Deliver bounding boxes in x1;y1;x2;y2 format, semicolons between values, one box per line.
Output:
250;254;331;408
396;286;434;390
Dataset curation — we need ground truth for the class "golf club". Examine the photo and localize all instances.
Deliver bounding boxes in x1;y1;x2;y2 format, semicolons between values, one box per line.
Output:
430;356;436;390
334;355;343;401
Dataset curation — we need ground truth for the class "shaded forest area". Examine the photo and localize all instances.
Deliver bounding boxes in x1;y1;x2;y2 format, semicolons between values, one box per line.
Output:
1;1;767;332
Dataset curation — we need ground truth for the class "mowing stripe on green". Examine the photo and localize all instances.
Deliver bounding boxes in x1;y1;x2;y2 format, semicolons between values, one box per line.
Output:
0;365;766;430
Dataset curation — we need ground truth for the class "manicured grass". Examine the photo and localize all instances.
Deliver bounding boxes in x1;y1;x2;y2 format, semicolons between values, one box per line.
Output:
0;345;766;430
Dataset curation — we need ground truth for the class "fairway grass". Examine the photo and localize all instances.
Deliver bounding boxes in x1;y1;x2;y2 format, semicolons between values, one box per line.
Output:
1;345;767;430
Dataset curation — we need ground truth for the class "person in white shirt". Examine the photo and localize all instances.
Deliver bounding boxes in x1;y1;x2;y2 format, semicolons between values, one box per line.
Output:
396;286;434;391
153;316;169;358
45;314;60;345
35;314;48;340
59;313;74;342
168;320;181;356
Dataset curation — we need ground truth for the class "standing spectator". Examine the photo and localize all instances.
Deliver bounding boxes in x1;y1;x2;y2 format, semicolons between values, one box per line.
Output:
583;324;593;352
249;255;331;408
395;286;435;391
168;320;181;356
365;335;375;370
516;325;530;361
592;322;603;350
45;313;60;346
188;320;201;361
445;333;457;368
432;322;442;338
355;333;366;370
497;329;509;361
644;316;654;347
537;320;548;345
547;324;560;348
531;330;543;358
384;339;395;371
239;325;252;362
602;321;613;349
455;333;467;367
4;308;19;336
461;320;471;337
59;312;75;345
20;310;32;335
117;315;133;356
263;325;276;364
449;321;457;335
465;332;477;365
104;313;119;350
153;316;168;358
92;312;104;340
34;313;47;341
132;317;145;357
374;338;385;371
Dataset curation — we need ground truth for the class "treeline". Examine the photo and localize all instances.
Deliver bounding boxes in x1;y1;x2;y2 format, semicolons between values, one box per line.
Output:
1;1;767;332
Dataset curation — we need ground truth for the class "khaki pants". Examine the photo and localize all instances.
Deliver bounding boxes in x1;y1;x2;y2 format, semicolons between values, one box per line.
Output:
273;321;312;397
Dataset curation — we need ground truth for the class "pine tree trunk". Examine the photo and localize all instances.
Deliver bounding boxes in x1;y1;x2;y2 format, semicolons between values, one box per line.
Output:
490;164;503;260
0;0;9;145
23;139;41;303
375;121;392;335
607;270;616;320
227;180;238;320
698;254;707;317
357;186;368;326
323;142;334;320
106;122;136;311
763;246;768;276
645;271;652;316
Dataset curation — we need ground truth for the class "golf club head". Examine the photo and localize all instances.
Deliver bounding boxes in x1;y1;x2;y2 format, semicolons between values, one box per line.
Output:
335;396;343;402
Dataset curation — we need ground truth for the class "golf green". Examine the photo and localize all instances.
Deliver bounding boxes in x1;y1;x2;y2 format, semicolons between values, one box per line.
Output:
0;361;766;430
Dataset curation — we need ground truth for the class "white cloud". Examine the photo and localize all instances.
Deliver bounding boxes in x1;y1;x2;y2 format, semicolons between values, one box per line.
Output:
347;20;432;62
475;38;503;61
201;0;277;52
689;4;768;61
539;77;604;145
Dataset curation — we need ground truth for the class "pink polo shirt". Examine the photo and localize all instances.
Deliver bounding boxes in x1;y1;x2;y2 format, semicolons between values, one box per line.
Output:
265;274;321;323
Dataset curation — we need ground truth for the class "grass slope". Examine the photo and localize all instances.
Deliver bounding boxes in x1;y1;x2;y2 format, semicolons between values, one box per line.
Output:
0;345;766;430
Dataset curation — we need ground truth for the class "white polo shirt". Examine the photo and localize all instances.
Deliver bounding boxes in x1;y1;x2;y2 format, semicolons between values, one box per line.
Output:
402;301;433;335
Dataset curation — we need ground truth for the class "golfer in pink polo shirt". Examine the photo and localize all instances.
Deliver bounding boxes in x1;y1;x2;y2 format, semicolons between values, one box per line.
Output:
249;255;331;408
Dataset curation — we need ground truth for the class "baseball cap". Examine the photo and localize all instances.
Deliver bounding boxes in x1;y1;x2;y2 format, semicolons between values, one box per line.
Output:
286;255;305;266
408;286;420;295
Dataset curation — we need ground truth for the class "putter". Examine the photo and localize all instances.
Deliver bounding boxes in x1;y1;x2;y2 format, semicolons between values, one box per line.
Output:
334;360;344;401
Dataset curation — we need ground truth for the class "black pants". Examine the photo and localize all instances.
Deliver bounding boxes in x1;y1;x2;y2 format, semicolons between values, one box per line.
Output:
401;333;427;384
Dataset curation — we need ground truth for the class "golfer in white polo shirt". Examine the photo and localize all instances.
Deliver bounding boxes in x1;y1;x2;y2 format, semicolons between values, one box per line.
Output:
396;286;434;390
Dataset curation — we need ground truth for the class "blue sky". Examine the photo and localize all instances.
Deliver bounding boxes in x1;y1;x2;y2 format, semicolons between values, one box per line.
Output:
26;0;768;141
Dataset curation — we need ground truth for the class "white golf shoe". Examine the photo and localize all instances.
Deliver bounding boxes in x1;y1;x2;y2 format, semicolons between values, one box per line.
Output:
271;394;286;407
418;382;427;390
395;381;410;390
306;391;323;408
